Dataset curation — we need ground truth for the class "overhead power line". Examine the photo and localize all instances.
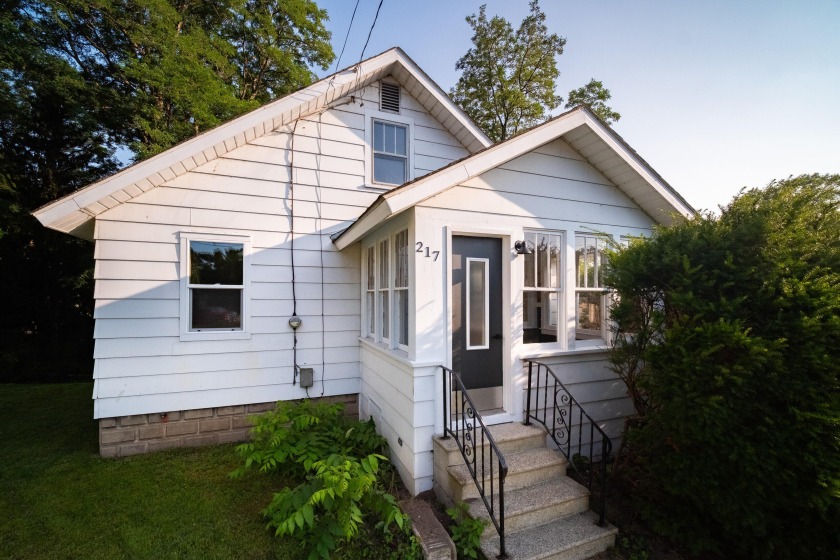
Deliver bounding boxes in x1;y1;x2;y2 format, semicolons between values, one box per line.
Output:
334;0;361;72
360;0;384;62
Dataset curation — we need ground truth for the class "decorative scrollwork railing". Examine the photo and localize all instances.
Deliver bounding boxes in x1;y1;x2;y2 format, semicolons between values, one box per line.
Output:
523;359;612;526
441;366;508;558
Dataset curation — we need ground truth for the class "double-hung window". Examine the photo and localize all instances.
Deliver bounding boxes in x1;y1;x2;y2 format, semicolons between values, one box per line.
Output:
378;239;390;342
521;230;610;348
372;120;408;185
180;233;250;340
393;230;409;348
575;234;608;341
365;229;410;351
522;231;563;344
366;246;376;337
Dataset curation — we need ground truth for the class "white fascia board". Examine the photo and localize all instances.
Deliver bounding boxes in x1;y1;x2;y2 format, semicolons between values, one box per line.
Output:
580;113;694;219
34;47;490;236
333;200;394;250
36;93;315;223
33;49;404;232
336;112;589;246
389;111;588;213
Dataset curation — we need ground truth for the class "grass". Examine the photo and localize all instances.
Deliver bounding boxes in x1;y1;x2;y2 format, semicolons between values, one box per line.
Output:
0;383;401;560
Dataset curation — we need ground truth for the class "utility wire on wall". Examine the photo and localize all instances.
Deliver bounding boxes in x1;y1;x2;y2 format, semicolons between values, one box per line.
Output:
287;99;357;394
289;119;301;386
317;112;327;397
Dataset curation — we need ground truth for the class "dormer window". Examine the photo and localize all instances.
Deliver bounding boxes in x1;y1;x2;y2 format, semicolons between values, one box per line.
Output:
373;120;408;185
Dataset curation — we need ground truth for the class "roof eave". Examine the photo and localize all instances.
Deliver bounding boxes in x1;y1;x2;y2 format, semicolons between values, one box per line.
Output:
33;47;490;237
333;107;695;246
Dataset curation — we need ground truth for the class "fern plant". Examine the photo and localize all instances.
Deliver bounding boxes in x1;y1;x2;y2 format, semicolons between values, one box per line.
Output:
231;400;409;560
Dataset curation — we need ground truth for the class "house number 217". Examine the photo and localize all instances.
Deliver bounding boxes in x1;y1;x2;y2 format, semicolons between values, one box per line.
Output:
416;242;440;262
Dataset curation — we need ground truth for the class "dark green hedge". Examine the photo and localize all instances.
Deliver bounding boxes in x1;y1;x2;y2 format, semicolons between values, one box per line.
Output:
607;174;840;559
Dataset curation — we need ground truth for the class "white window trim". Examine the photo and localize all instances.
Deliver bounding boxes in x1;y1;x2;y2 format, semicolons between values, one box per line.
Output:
393;229;410;352
522;230;566;351
179;232;252;341
466;257;490;350
573;233;610;348
364;108;415;189
378;238;391;344
362;228;411;352
365;246;376;338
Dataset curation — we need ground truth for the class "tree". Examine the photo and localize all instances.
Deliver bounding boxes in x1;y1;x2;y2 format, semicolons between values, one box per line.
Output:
31;0;334;158
1;4;119;380
565;79;621;125
606;174;840;559
451;1;566;142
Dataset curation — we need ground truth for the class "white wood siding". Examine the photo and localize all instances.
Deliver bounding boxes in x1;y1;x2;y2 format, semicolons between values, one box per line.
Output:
359;340;438;495
91;78;471;419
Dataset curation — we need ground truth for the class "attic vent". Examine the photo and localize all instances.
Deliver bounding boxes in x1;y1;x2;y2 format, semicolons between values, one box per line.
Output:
380;82;400;113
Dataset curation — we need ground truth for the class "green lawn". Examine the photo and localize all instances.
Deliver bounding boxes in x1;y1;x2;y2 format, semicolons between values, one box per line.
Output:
0;384;307;559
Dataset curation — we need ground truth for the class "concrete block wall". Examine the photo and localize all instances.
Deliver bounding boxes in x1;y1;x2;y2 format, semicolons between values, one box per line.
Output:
98;394;359;458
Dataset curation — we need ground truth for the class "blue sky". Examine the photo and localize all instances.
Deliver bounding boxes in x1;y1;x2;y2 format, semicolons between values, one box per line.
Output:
315;0;840;212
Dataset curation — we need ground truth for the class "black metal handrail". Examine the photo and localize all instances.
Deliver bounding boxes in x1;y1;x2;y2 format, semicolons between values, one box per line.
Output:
441;366;508;559
523;359;612;526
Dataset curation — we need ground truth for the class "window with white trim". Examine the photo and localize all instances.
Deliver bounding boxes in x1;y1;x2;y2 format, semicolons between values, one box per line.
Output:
394;229;409;348
523;231;563;344
466;257;489;349
378;239;390;342
366;246;375;337
179;233;251;340
575;234;608;341
364;229;410;351
372;120;408;185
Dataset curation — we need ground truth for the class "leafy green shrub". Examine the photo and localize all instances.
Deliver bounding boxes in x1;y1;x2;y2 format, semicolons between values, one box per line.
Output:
446;502;485;559
607;174;840;559
232;400;412;560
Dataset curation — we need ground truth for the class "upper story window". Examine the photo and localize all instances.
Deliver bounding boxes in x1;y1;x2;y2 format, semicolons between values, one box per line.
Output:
180;233;251;340
364;229;410;351
373;120;408;185
523;231;563;344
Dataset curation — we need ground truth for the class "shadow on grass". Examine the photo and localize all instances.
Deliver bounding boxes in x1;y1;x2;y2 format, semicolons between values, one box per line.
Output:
0;383;297;560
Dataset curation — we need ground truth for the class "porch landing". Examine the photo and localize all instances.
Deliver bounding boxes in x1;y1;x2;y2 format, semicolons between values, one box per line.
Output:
433;423;616;560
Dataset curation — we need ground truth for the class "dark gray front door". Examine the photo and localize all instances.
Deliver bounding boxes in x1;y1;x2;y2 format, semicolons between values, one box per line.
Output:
452;236;503;410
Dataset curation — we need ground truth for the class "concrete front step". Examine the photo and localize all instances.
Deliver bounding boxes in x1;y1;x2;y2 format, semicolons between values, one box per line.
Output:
466;476;591;535
434;423;547;466
447;447;567;502
480;511;618;560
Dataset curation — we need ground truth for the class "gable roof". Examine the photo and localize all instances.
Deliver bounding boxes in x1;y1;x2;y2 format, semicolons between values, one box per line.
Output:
33;47;492;240
333;106;695;249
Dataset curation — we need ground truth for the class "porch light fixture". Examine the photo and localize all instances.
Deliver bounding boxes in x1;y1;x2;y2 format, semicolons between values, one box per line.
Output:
514;240;534;255
288;316;302;330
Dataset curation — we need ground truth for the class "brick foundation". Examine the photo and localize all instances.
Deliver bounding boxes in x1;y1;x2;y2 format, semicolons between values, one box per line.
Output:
98;394;359;458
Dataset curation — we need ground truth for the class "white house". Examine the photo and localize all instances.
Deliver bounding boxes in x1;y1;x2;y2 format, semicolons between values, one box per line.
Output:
34;47;693;498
